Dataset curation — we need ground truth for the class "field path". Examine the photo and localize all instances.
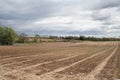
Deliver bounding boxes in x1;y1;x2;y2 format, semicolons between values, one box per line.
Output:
36;46;114;80
0;42;117;80
3;55;79;75
0;43;81;61
1;46;111;80
2;46;105;75
82;43;118;80
0;44;96;66
50;48;112;73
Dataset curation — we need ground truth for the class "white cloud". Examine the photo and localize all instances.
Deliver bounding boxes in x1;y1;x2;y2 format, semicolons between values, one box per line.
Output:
33;16;72;24
0;0;120;37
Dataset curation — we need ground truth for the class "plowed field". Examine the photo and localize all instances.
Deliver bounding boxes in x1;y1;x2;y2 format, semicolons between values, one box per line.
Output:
0;42;119;80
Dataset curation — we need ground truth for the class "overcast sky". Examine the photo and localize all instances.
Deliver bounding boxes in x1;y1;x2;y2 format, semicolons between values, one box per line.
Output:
0;0;120;37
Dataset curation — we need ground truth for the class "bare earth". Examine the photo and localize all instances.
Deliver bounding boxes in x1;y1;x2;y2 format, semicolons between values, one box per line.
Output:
0;42;120;80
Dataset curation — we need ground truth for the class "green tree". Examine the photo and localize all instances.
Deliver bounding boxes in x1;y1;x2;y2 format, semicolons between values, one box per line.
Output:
34;34;40;43
0;26;17;45
79;36;86;40
18;33;28;43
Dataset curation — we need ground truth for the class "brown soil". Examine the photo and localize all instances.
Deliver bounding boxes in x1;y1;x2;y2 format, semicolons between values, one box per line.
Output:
0;42;119;80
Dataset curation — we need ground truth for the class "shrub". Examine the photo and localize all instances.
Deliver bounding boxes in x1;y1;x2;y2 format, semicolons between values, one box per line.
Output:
0;26;17;45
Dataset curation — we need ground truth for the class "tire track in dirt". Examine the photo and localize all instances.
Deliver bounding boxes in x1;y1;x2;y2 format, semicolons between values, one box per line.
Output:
0;55;42;66
0;46;68;61
35;46;114;80
58;46;114;75
2;46;105;79
0;47;71;65
0;45;92;65
52;47;114;73
0;43;78;60
0;48;106;69
0;55;79;80
1;46;104;68
96;43;120;80
3;55;79;75
21;48;105;68
1;46;109;80
1;43;115;80
1;54;44;62
1;42;111;61
2;58;41;66
1;53;65;66
82;43;118;80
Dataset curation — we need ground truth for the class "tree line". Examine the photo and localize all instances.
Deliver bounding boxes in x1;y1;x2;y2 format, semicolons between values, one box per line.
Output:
0;26;41;45
0;26;120;45
60;36;120;41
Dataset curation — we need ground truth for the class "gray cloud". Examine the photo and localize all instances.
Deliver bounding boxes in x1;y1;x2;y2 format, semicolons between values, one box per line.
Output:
0;0;61;26
84;0;120;10
110;26;120;29
103;22;113;25
91;11;111;21
96;0;120;9
0;0;120;37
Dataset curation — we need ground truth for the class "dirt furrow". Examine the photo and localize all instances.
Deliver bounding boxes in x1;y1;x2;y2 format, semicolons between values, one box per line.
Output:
59;47;114;73
1;49;62;62
58;47;114;75
3;55;79;75
0;45;69;60
82;43;118;80
96;43;120;80
0;43;80;60
0;42;116;80
0;55;79;80
1;52;66;66
32;46;113;80
2;46;104;70
0;48;70;65
0;54;42;66
2;47;105;80
22;47;106;74
0;46;95;65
